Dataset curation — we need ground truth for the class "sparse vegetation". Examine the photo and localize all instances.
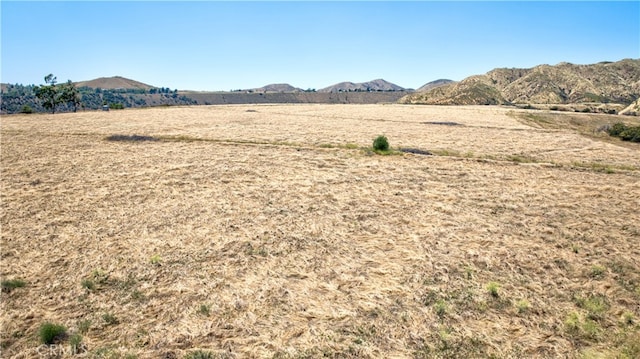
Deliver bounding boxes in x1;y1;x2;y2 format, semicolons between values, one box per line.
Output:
77;319;92;334
39;322;67;345
590;265;606;279
184;350;215;359
102;313;119;325
486;282;500;298
81;278;96;291
516;299;530;314
574;293;609;321
150;254;162;265
198;304;211;316
69;333;84;354
564;311;601;341
2;104;639;357
1;278;26;293
434;299;447;317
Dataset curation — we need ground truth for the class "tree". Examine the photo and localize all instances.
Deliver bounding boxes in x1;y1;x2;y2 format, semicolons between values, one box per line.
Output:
34;74;82;113
35;74;61;113
60;80;81;112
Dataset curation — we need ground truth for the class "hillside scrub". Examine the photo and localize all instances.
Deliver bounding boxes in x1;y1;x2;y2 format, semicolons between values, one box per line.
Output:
607;122;640;142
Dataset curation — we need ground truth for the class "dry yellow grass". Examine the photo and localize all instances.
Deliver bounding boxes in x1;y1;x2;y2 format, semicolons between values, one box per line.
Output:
1;104;639;358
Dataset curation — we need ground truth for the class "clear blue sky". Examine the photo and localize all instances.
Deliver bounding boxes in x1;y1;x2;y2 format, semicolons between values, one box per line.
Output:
2;1;639;91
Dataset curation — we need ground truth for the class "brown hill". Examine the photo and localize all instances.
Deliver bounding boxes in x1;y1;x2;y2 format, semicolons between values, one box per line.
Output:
319;79;405;93
74;76;155;90
252;83;303;93
416;79;456;92
401;59;640;106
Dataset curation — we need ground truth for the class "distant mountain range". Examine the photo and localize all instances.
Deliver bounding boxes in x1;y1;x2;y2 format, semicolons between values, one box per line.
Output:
319;79;407;93
241;79;409;93
3;59;639;115
401;58;640;106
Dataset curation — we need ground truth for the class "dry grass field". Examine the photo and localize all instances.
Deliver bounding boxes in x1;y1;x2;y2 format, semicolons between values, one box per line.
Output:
1;104;639;358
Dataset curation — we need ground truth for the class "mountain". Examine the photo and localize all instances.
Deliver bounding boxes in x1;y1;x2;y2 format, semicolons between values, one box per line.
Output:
252;83;303;93
400;59;640;106
416;79;456;92
74;76;155;90
319;79;406;93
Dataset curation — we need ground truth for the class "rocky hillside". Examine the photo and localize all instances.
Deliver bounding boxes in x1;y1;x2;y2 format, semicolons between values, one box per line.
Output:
401;59;640;106
319;79;405;93
620;98;640;116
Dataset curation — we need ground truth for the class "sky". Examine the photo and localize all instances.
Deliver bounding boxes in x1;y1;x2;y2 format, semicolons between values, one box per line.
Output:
1;1;639;91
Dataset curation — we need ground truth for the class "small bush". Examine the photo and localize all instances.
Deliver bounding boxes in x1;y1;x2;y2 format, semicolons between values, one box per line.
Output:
564;311;601;340
185;350;214;359
516;299;531;314
575;294;609;321
434;300;447;317
486;282;500;298
102;313;119;325
590;265;606;279
372;135;390;152
20;105;34;114
39;322;67;344
1;278;26;293
81;278;96;291
150;254;162;265
77;319;92;334
198;304;211;317
69;333;84;354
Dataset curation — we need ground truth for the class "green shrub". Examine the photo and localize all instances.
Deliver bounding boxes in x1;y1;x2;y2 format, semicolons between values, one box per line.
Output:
607;122;640;142
372;135;389;152
516;299;531;314
608;122;627;136
620;126;640;142
1;278;26;293
198;304;211;316
20;105;34;114
39;322;67;344
434;299;447;317
81;278;96;291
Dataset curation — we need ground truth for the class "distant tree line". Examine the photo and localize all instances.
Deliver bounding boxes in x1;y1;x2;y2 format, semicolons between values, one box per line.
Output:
1;75;195;114
336;88;401;93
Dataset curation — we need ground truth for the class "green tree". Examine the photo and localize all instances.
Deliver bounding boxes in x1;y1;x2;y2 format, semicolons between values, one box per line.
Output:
60;80;81;112
34;74;61;114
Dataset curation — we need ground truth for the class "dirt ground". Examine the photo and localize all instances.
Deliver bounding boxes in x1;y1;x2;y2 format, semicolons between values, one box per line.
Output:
1;104;639;358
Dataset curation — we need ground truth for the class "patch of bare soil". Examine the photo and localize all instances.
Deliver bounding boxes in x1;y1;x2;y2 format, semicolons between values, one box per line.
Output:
1;105;639;358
